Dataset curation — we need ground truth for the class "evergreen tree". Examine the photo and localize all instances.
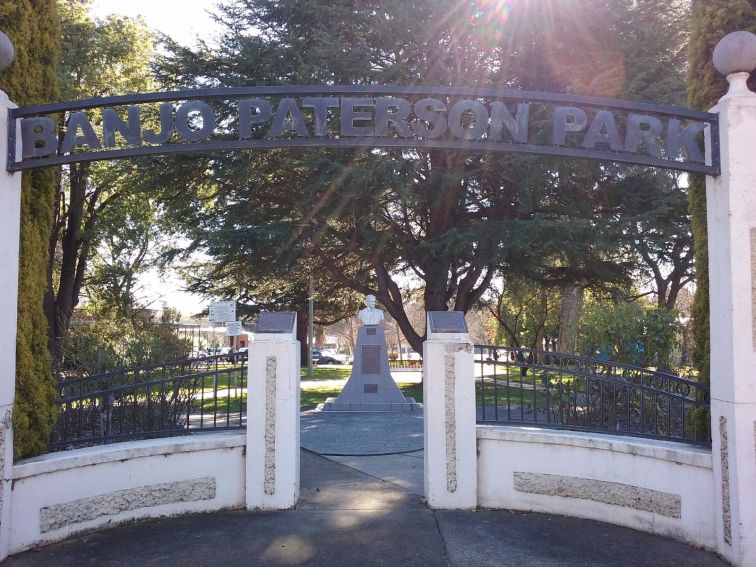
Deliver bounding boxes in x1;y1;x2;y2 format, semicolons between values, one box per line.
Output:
156;0;688;354
0;0;60;459
687;1;756;389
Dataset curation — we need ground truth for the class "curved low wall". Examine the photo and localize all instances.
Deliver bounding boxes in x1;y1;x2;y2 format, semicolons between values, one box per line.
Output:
9;432;246;554
476;426;715;551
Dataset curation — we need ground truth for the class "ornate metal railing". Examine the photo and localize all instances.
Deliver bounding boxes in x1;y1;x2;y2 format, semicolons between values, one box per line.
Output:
474;345;710;446
49;354;247;451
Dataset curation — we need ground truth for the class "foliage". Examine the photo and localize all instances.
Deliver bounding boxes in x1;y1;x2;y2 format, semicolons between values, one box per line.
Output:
48;0;156;364
485;276;559;350
60;316;190;377
579;294;680;370
150;0;698;355
0;0;60;460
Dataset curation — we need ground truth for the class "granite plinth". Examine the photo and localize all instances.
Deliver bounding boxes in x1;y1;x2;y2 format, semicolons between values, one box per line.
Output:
324;325;410;411
320;397;419;412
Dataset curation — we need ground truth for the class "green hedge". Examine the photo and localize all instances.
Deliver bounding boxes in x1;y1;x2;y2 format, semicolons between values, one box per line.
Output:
0;0;60;459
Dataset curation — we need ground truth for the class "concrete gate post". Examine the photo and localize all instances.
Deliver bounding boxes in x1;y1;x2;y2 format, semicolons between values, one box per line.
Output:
423;312;476;509
706;33;756;566
246;313;300;510
0;89;20;561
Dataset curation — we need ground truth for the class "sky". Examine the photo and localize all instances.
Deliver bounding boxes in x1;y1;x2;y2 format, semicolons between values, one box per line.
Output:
90;0;222;47
90;1;224;318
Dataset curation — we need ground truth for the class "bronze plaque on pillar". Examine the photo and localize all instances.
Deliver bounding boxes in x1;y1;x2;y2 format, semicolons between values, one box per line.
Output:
361;345;381;375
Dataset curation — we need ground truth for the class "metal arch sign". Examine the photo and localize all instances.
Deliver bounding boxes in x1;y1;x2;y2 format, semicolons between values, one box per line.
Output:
7;85;720;175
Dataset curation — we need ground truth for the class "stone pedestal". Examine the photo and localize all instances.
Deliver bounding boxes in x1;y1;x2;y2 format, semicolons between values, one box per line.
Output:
0;90;20;561
706;73;756;566
423;313;476;509
323;325;417;411
246;316;300;510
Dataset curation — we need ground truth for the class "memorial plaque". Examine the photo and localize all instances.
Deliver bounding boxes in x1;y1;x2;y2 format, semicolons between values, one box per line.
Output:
364;384;378;394
361;345;381;375
428;311;468;334
366;328;377;336
256;312;296;334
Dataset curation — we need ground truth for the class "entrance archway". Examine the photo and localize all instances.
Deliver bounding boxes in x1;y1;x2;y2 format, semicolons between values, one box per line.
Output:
1;55;754;562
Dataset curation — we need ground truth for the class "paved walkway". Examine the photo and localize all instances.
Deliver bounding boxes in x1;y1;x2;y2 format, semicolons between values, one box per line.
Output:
4;410;727;566
300;409;424;455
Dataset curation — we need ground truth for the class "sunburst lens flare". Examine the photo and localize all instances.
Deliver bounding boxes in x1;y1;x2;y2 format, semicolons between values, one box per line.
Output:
475;0;512;28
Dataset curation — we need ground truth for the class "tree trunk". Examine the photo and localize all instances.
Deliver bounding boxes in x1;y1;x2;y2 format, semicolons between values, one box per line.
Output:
557;284;584;354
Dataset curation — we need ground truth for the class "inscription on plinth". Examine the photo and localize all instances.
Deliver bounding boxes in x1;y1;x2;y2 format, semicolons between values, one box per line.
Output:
256;312;296;334
364;384;378;393
428;311;468;334
362;345;381;375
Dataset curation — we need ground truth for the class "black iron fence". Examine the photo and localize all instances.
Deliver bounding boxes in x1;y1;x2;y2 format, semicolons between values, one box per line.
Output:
474;345;710;445
50;354;247;451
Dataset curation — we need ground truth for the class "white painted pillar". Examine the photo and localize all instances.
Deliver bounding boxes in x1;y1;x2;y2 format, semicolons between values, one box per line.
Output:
246;314;300;510
0;90;20;561
706;70;756;566
423;313;476;509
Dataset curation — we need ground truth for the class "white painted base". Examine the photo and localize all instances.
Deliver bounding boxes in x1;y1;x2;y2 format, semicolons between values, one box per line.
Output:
246;337;301;510
477;426;716;550
423;337;476;509
10;433;246;554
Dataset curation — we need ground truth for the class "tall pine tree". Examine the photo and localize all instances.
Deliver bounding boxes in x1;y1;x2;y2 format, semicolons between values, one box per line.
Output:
0;0;60;459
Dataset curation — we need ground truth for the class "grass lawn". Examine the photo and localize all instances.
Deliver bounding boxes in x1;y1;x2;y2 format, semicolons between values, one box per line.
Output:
194;364;424;412
300;378;423;409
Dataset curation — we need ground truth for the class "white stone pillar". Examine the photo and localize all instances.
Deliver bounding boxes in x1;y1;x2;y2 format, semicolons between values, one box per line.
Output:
0;89;20;561
246;313;300;510
423;312;476;509
706;66;756;564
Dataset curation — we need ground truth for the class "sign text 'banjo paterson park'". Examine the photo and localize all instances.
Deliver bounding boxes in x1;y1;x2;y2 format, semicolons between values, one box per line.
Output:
11;86;719;175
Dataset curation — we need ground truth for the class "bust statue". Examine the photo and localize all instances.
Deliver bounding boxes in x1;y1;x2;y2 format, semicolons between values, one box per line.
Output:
358;294;384;326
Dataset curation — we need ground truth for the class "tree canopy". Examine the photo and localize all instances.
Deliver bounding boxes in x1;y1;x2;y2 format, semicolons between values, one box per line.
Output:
147;0;693;354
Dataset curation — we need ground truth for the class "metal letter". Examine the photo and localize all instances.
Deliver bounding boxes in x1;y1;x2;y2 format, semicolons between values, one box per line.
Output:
238;98;272;139
666;119;705;163
448;100;488;140
625;114;662;157
553;107;588;145
269;98;310;137
341;97;374;137
175;101;216;142
21;117;58;158
143;103;173;144
60;112;102;154
301;97;339;137
102;106;142;148
374;97;412;137
412;98;447;139
490;102;529;143
581;110;623;151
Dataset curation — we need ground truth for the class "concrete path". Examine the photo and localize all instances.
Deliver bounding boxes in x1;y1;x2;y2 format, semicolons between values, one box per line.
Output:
300;409;423;455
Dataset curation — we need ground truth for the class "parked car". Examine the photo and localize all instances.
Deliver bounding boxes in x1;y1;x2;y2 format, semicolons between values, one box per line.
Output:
220;347;248;363
312;349;344;365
